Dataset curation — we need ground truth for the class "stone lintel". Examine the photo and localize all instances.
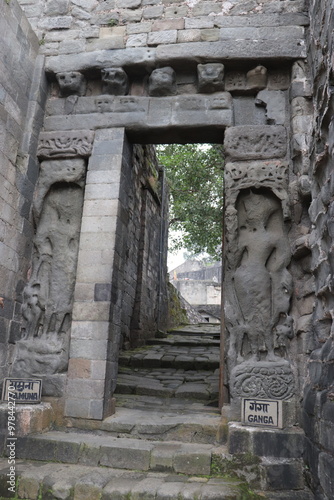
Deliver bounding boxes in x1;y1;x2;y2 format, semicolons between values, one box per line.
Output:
45;28;305;76
43;94;233;143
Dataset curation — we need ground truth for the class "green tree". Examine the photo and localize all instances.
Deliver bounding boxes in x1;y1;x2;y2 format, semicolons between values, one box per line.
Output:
156;144;224;259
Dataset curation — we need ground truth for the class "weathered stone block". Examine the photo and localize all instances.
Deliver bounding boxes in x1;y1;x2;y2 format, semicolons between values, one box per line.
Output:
127;33;148;47
71;320;109;340
72;302;110;321
253;428;304;458
143;5;164;19
150;443;179;471
173;446;211;475
228;424;252;454
70;339;108;360
224;125;287;160
319;451;334;499
147;30;177;46
99;441;152;470
260;459;305;491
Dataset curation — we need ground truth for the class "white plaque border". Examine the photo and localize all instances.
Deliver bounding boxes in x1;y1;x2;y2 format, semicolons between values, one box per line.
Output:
241;398;283;429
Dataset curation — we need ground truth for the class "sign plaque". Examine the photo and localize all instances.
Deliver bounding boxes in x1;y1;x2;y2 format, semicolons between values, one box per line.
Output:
242;398;283;429
2;378;42;404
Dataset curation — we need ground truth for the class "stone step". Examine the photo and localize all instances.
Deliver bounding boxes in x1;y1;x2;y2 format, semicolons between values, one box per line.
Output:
115;367;219;402
228;422;305;459
118;345;220;370
0;459;314;500
94;406;225;444
12;430;223;476
146;334;220;347
0;458;250;500
169;324;221;336
115;394;220;413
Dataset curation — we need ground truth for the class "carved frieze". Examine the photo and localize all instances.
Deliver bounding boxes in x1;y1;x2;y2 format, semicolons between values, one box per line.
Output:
231;361;295;400
56;71;87;97
224;126;287;160
224;160;289;217
37;131;95;160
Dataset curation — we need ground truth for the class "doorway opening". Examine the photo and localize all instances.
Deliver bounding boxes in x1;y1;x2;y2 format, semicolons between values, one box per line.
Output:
114;141;225;412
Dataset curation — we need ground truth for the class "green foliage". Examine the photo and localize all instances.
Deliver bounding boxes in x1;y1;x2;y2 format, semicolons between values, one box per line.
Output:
107;18;119;27
156;144;224;259
236;484;265;500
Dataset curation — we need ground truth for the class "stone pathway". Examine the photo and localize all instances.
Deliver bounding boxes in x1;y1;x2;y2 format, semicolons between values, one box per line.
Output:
0;324;315;499
0;458;246;500
116;324;220;406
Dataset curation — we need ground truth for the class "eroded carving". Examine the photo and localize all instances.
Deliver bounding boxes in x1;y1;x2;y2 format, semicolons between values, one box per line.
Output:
225;71;246;91
232;361;295;400
56;72;87;97
225;174;294;403
148;67;177;97
101;67;129;95
197;63;225;93
12;159;86;391
224;126;287;160
37;131;94;160
246;65;268;90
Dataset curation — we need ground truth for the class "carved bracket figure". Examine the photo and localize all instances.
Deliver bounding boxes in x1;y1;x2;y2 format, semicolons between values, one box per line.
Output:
197;63;225;93
101;67;129;95
56;71;87;97
148;67;177;97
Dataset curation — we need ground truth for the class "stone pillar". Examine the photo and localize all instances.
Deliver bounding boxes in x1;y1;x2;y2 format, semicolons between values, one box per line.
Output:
65;128;129;420
223;125;296;418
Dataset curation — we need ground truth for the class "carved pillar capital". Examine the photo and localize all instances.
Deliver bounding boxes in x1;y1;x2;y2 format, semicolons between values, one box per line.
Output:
37;131;95;160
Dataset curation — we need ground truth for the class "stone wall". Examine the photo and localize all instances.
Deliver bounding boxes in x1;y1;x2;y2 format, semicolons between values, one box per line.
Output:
0;0;46;380
303;1;334;498
173;280;221;307
17;0;308;55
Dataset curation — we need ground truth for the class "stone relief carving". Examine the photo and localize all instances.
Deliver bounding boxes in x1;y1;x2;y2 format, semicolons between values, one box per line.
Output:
197;63;225;93
224;125;287;161
56;71;87;97
101;67;129;95
148;67;177;97
11;158;86;394
37;131;94;160
224;160;294;403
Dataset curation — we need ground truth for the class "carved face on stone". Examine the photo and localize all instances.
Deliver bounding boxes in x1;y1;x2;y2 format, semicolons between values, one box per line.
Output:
148;67;177;97
101;67;129;96
197;63;225;93
56;72;87;97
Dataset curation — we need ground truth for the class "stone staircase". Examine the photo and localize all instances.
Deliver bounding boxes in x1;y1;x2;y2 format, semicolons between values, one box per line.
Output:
0;324;314;499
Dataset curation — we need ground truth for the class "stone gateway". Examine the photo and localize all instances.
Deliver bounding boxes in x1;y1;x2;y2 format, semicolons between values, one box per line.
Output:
0;0;333;498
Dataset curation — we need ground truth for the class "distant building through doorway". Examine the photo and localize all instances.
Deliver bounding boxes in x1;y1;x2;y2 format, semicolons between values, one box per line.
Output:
169;260;221;323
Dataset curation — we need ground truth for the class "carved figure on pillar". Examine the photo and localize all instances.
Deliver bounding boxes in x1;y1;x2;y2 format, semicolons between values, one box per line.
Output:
224;160;295;407
232;189;292;363
11;158;87;396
